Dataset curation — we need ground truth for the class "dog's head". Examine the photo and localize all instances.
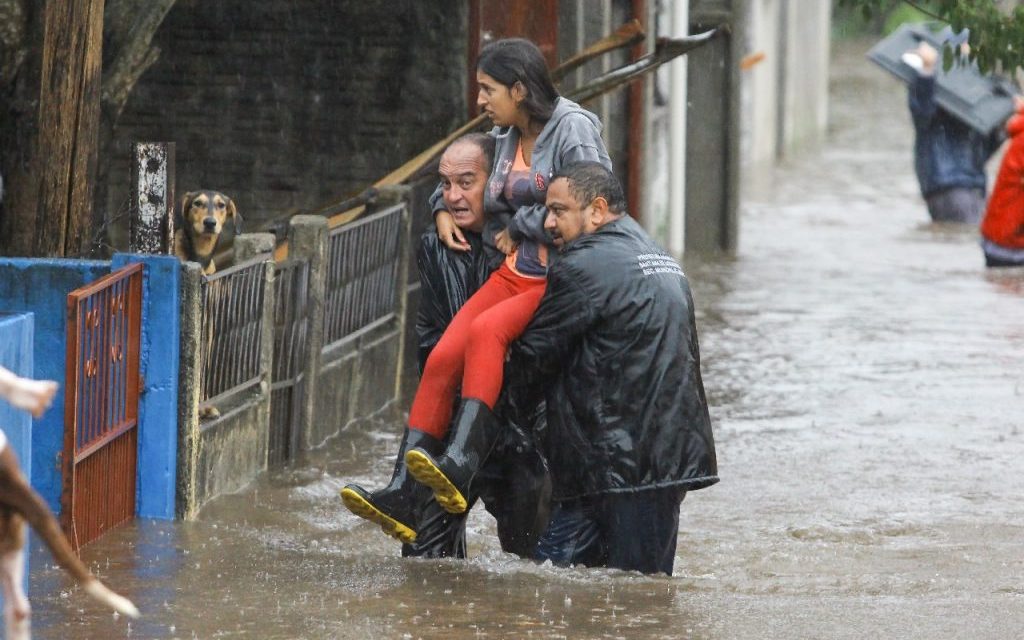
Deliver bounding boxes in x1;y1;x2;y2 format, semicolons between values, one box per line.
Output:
179;190;241;238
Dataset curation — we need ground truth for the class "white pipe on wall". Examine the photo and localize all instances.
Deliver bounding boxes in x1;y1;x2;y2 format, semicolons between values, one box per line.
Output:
668;0;689;257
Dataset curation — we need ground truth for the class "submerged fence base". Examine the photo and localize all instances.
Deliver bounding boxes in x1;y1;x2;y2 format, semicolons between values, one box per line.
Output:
311;316;404;448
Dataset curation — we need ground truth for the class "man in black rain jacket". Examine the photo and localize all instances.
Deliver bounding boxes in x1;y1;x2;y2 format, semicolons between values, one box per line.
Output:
402;133;551;559
512;162;718;575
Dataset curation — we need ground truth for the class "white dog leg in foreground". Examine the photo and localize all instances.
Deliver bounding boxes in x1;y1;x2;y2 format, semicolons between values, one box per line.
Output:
0;368;57;419
1;545;31;640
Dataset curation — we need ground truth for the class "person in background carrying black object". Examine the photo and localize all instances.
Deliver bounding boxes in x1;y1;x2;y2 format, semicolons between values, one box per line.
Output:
906;39;1002;223
512;162;719;575
343;133;551;558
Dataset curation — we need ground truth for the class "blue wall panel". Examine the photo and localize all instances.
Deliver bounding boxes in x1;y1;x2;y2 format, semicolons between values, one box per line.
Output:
0;312;35;495
0;312;36;595
0;259;109;511
112;254;179;520
0;257;180;519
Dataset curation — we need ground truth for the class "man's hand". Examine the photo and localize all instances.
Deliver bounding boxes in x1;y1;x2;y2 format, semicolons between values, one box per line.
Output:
903;42;938;76
435;210;471;252
916;42;938;74
495;228;518;256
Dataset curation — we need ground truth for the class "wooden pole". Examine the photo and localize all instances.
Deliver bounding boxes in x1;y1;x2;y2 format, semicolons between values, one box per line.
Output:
34;0;105;257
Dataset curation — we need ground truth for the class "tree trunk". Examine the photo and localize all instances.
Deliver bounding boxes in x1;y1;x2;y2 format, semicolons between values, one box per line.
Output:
33;0;105;257
0;0;175;257
0;0;41;256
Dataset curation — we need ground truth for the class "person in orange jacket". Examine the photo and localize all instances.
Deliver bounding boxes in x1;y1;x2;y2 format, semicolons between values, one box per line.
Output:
980;96;1024;267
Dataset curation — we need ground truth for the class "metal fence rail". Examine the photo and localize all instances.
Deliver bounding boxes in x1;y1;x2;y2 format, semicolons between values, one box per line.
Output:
199;256;270;412
62;262;143;550
270;258;310;464
323;203;404;347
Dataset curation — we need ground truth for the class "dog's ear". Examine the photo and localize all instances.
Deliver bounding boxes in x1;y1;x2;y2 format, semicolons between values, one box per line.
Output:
226;197;242;234
178;192;196;227
180;192;197;216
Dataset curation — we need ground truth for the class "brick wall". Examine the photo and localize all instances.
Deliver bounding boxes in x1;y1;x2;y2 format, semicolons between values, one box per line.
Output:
103;1;467;242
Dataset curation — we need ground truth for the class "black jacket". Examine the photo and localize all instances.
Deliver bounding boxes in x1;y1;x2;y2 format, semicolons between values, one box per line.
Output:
414;220;505;370
513;216;718;499
410;222;551;559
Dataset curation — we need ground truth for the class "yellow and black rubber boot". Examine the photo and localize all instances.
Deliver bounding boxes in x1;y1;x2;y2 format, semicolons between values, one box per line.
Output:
340;427;442;544
405;399;501;514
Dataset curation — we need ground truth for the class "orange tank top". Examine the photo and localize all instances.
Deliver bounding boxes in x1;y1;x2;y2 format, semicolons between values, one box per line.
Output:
503;143;548;278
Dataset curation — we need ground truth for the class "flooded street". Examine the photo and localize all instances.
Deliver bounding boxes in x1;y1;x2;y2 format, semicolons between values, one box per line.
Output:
30;38;1024;639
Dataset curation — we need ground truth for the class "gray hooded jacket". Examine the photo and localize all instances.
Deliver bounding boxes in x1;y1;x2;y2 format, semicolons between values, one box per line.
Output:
431;97;611;247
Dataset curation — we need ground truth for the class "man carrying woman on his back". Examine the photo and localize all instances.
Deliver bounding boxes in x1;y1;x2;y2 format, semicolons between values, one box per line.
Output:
341;37;611;554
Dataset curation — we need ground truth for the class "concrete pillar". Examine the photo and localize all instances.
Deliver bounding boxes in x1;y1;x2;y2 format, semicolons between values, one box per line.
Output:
779;1;830;154
739;1;831;170
111;254;181;520
686;0;743;254
286;216;328;453
176;262;204;520
669;0;690;256
256;258;275;471
0;312;34;586
233;232;276;263
129;142;176;254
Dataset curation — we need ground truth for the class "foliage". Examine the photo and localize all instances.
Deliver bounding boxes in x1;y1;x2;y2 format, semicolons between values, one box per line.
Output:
837;0;1024;75
832;2;929;39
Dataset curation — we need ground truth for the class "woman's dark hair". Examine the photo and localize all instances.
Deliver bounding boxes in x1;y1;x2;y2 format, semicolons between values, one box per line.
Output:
477;38;560;123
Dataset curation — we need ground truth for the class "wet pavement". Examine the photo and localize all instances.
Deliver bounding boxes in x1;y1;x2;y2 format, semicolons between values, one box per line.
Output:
28;38;1024;639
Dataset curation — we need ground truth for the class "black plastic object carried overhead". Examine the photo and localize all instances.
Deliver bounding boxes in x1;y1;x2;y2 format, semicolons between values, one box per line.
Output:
867;23;1019;135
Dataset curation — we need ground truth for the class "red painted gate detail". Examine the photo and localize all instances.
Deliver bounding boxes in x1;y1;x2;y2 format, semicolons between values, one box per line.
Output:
61;262;143;551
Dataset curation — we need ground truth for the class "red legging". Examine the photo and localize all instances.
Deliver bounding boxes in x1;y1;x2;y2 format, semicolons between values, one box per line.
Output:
408;262;546;438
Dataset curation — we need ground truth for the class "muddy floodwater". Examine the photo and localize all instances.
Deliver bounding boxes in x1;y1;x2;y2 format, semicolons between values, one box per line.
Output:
29;39;1024;639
